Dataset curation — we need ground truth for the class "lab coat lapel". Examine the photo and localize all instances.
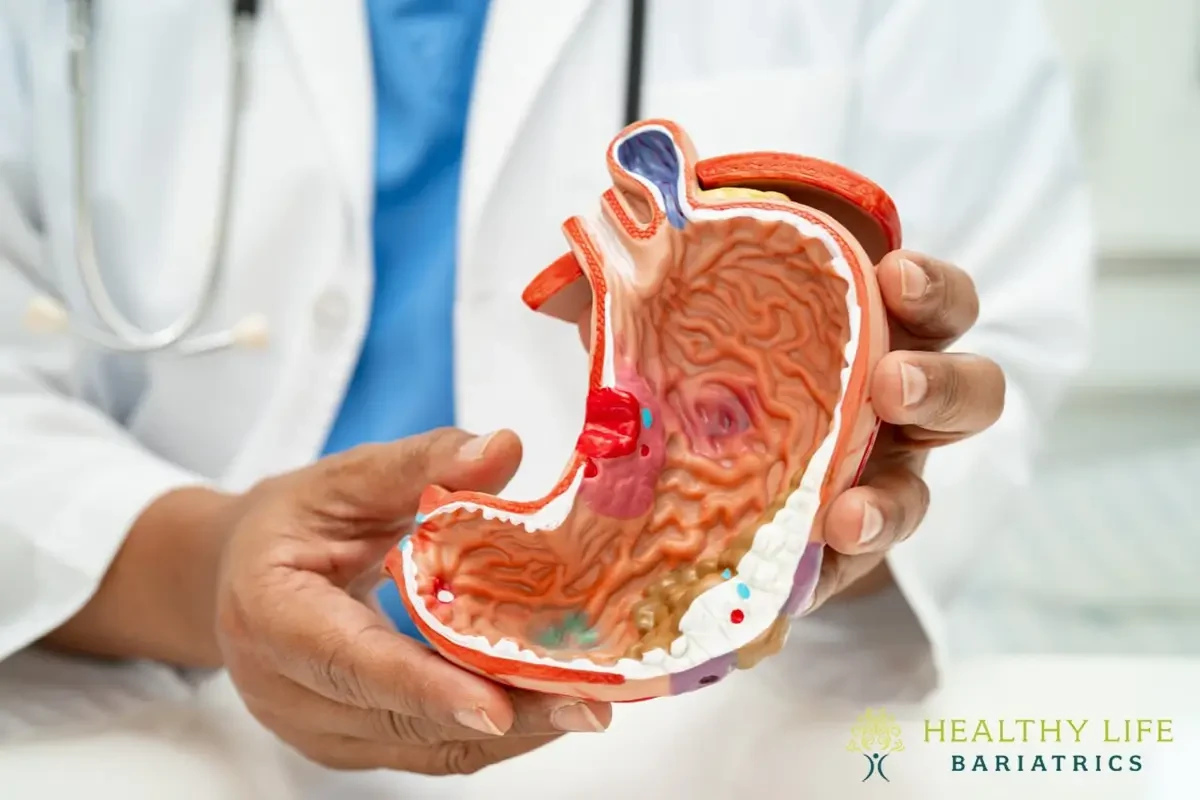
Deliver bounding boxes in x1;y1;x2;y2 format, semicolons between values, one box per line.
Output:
458;0;595;271
273;0;374;216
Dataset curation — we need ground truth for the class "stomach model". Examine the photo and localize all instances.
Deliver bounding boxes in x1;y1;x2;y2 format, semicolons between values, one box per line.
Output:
385;119;898;702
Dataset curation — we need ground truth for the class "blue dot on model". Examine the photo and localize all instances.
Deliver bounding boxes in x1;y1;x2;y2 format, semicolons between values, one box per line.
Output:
721;568;732;580
737;583;751;599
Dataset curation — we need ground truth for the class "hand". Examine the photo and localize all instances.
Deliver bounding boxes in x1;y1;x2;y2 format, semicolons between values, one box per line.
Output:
215;428;611;775
810;251;1006;607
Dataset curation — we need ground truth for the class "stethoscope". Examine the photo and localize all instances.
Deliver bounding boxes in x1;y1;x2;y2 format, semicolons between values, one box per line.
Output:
18;0;264;356
18;0;645;357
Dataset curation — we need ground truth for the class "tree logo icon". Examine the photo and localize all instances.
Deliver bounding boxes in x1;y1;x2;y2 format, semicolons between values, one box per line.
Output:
847;708;905;782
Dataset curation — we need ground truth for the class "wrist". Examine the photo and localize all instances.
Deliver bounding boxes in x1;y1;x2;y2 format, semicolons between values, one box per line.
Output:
42;485;243;668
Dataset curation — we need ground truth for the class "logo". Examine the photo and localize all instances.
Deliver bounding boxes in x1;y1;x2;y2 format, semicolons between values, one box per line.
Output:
847;708;905;782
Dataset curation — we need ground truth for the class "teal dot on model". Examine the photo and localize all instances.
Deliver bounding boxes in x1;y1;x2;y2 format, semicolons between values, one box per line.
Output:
737;583;751;600
641;407;653;428
721;568;732;580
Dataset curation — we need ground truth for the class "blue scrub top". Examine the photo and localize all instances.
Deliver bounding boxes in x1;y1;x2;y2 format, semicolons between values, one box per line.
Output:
322;0;491;638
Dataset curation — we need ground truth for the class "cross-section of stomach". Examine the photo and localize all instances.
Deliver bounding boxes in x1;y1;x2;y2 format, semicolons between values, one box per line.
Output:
385;119;895;702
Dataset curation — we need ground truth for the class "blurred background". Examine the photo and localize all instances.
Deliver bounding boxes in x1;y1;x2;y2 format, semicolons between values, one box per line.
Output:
0;0;1194;660
946;0;1200;656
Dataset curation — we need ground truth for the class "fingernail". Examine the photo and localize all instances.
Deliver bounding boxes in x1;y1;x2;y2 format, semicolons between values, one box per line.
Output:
551;702;606;733
900;362;928;407
858;502;885;547
457;432;497;462
899;258;929;300
454;708;504;736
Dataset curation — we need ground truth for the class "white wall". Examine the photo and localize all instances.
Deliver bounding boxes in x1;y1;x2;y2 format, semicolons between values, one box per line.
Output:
947;1;1200;657
1042;0;1200;398
1044;0;1200;257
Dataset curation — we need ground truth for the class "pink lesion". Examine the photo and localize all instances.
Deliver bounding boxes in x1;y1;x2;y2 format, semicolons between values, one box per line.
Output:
676;380;759;460
619;216;850;495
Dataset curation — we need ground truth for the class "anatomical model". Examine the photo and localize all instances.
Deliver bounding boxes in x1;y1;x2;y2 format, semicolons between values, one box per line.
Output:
385;120;899;702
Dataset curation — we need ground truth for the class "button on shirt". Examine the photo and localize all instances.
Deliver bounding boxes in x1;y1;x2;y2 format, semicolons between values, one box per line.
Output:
322;0;491;637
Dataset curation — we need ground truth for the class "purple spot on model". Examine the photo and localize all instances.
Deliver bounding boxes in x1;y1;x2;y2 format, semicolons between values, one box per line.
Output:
670;652;737;695
783;542;824;615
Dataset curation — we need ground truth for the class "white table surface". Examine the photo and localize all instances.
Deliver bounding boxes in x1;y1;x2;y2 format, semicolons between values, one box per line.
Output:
2;651;1196;800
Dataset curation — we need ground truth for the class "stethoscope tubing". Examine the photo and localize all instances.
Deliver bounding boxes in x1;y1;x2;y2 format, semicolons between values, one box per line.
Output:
11;0;641;356
57;0;256;353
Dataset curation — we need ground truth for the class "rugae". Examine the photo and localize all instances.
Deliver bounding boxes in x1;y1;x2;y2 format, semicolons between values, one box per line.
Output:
385;120;897;702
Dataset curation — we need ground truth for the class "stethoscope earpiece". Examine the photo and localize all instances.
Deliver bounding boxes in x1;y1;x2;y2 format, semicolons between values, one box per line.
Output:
173;313;271;356
23;296;71;335
24;294;272;356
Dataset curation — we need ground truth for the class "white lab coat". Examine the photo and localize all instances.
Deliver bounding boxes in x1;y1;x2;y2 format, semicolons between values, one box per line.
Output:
0;0;1093;791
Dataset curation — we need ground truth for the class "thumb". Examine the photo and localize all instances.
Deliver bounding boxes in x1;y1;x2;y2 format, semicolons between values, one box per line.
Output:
314;427;523;522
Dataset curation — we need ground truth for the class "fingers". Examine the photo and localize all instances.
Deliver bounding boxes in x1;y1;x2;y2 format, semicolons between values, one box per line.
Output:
314;427;524;522
821;461;929;556
875;251;980;351
870;351;1006;438
281;729;561;775
507;690;610;735
239;671;485;746
241;673;608;749
227;574;517;732
806;250;991;609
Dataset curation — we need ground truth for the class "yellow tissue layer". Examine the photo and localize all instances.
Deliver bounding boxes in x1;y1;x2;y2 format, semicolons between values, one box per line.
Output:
696;187;791;202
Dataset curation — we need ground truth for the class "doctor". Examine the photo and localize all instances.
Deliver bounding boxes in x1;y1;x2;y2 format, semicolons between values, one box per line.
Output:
0;0;1090;790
